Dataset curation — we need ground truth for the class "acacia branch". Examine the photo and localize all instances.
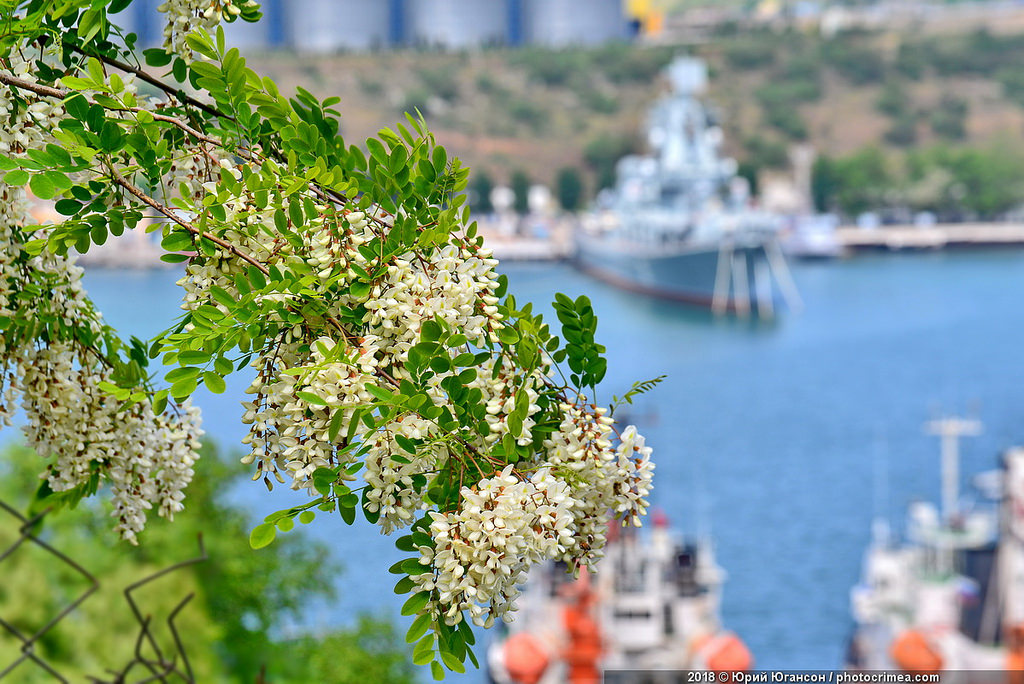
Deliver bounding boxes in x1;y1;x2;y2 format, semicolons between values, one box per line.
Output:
0;71;64;98
107;166;270;276
5;49;510;473
66;44;223;120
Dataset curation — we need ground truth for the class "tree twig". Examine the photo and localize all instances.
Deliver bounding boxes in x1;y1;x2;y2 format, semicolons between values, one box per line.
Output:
107;166;270;276
66;43;223;120
0;71;64;98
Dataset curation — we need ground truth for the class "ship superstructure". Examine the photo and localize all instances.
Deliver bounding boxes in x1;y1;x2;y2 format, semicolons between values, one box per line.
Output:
575;57;800;317
847;418;1024;674
487;513;752;683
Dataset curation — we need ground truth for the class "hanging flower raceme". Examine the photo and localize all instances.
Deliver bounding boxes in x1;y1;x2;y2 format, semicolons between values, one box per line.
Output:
0;183;204;543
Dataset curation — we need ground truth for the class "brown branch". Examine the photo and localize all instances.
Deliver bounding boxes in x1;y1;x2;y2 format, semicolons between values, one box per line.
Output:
0;71;65;99
5;49;513;469
107;166;270;276
66;44;223;120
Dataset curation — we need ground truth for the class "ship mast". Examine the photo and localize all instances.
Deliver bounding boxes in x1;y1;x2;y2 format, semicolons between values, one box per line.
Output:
925;416;982;523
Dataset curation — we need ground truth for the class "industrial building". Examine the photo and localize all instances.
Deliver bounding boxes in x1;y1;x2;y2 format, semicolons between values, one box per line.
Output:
522;0;629;46
113;0;629;52
404;0;508;48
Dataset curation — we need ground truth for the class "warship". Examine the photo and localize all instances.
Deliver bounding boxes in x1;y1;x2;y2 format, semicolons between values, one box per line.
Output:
575;57;800;318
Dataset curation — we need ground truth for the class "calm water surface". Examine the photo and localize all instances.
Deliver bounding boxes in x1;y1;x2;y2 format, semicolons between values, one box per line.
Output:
61;249;1024;674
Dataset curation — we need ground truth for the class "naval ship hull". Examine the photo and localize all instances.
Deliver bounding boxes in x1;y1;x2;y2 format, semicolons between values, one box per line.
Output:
574;238;778;313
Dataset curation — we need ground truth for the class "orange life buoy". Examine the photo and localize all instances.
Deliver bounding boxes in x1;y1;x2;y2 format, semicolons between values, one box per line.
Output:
890;630;943;673
504;632;550;684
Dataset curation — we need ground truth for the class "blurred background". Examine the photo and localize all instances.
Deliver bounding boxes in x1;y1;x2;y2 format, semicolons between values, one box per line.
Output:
8;0;1024;681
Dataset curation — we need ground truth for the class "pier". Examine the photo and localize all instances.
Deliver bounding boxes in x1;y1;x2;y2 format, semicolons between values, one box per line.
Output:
836;223;1024;252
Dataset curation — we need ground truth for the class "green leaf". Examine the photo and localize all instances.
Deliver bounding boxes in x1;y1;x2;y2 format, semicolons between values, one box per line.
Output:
365;384;396;403
143;48;172;67
276;517;294;532
247;265;267;289
203;371;226;394
394;576;416;594
497;326;520;345
328;409;346;442
177;350;211;365
366;138;387;164
249;522;276;549
209;286;235;308
54;198;82;216
389;144;408;174
99;121;124;152
339;499;356;525
79;9;102;43
28;174;56;200
402;558;431;575
4;169;28;186
161;231;194;252
296;390;328;406
299;510;315;524
413;635;435;666
170;376;198;400
432;146;447;174
401;591;430;616
406;613;431;643
214;356;234;375
440;650;466;674
394;434;417;455
420;320;442;342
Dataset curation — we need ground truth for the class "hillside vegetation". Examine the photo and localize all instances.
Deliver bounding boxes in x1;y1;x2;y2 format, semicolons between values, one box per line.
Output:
244;25;1024;216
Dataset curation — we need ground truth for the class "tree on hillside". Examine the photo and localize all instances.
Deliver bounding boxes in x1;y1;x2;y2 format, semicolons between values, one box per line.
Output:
469;170;494;215
0;1;656;678
556;166;585;212
811;155;839;213
0;442;416;682
511;169;531;214
584;133;635;192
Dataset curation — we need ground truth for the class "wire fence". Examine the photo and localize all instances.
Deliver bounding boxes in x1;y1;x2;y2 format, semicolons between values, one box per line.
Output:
0;499;206;683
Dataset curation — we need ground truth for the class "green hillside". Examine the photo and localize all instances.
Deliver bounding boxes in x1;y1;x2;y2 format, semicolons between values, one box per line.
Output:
243;25;1024;215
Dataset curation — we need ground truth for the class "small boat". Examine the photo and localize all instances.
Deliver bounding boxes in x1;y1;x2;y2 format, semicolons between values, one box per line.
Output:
781;214;845;261
487;511;752;683
847;417;1024;675
574;57;801;318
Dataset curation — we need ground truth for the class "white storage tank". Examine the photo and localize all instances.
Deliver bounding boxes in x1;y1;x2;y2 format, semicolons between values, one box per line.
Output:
112;0;162;48
522;0;627;46
404;0;508;49
285;0;391;53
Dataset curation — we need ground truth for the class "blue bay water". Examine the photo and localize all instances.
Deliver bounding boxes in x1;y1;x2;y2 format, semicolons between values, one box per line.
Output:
43;250;1024;673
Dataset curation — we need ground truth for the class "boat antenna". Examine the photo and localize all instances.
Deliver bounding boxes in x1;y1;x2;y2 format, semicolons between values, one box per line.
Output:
925;414;982;523
871;425;891;546
692;449;711;540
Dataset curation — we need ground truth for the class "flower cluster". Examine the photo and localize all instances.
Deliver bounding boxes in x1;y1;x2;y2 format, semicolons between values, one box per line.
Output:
0;186;205;542
470;359;545;447
364;242;503;362
0;51;64;156
174;156;659;629
543;404;656;566
156;0;251;60
2;18;660;670
363;413;443;534
413;466;576;628
1;59;204;541
240;334;378;491
20;344;202;541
